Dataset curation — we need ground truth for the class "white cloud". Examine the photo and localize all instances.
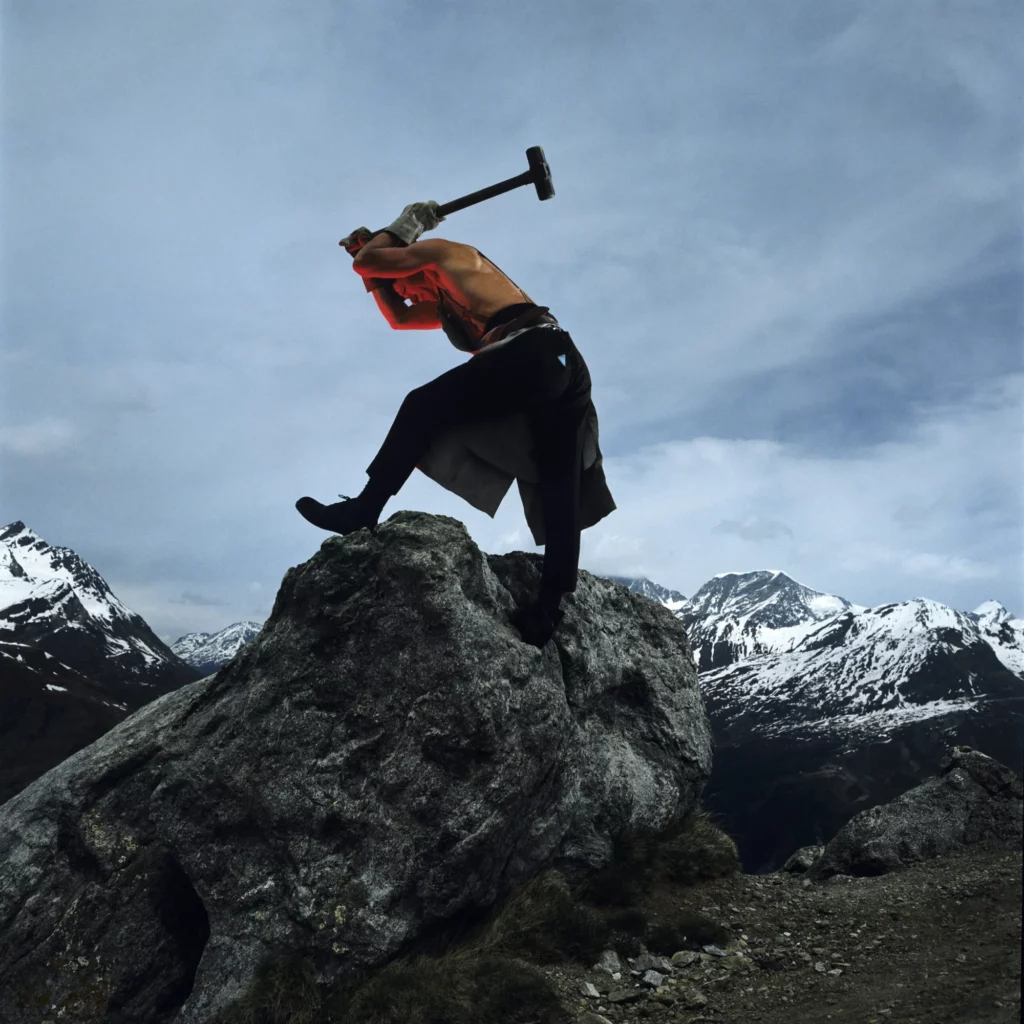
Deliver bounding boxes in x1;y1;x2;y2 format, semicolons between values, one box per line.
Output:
0;418;78;457
570;374;1022;609
713;516;795;542
496;528;524;548
835;543;998;584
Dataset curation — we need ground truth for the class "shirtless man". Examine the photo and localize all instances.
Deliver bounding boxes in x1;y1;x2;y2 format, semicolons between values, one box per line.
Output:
361;235;518;334
295;202;611;647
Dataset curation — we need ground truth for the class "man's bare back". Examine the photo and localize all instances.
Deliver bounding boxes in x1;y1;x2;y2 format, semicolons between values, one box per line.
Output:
353;237;533;336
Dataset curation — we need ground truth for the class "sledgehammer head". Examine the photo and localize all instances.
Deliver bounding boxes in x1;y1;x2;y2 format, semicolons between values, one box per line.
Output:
527;146;555;201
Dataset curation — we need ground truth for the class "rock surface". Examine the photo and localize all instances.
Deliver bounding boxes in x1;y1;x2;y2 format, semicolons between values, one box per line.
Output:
0;511;711;1024
782;845;825;873
808;746;1023;880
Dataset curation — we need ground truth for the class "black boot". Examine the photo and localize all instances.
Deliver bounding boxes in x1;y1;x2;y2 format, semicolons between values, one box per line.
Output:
510;602;564;648
295;494;378;535
510;589;565;648
295;474;394;536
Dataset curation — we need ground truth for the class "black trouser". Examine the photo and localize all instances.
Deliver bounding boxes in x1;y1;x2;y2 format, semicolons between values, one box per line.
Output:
365;326;592;597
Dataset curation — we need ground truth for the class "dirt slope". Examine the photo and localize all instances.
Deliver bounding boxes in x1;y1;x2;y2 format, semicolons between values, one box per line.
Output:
539;839;1021;1024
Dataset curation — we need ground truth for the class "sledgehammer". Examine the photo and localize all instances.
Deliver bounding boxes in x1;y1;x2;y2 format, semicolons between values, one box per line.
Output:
341;147;554;250
435;145;555;217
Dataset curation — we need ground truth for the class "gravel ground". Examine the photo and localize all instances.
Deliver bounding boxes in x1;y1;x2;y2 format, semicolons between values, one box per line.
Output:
537;839;1021;1024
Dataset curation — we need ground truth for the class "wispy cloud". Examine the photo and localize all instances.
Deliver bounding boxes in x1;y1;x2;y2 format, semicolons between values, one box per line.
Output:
171;591;227;607
0;418;78;457
713;517;795;542
564;373;1022;609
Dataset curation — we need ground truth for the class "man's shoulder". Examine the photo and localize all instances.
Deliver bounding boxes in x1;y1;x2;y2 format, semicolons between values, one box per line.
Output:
411;237;480;268
417;237;473;254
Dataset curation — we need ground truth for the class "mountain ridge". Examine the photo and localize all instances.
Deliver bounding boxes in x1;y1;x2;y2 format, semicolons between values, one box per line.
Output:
171;621;263;675
0;520;198;699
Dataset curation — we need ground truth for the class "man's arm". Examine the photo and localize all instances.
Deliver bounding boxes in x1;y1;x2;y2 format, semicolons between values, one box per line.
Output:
369;283;441;330
395;301;443;330
353;237;447;279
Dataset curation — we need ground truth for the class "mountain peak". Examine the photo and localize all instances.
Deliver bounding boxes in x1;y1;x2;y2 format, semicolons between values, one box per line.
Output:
973;600;1016;624
713;569;786;579
171;619;264;673
683;569;857;670
689;569;819;610
600;575;688;608
1;522;198;694
0;521;38;545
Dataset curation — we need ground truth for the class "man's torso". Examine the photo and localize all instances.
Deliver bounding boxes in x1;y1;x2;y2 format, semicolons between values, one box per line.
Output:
419;241;534;339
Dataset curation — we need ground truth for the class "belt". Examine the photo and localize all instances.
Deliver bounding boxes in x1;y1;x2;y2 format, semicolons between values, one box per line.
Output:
475;305;559;353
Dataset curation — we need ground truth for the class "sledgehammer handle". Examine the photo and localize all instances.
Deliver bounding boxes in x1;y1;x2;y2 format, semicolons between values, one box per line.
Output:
437;170;535;217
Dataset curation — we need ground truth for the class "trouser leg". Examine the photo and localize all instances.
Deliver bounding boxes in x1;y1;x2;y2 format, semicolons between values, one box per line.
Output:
531;400;585;599
364;329;591;598
365;331;571;497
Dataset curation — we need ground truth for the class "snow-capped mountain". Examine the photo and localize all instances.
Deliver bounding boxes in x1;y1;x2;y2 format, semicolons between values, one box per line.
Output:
0;521;202;805
171;620;263;675
968;600;1024;677
973;599;1015;627
601;575;688;611
699;596;1023;744
0;521;199;703
678;570;863;670
671;569;1024;872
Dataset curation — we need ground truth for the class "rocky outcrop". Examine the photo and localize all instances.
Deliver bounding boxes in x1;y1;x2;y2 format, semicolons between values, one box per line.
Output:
0;512;711;1024
781;845;825;873
807;746;1022;880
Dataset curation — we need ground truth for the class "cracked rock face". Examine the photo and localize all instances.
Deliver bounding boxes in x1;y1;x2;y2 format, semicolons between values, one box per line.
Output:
0;512;711;1023
807;746;1023;880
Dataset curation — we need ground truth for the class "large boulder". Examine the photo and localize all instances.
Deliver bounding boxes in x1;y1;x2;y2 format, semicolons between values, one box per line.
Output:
808;745;1023;880
0;512;711;1024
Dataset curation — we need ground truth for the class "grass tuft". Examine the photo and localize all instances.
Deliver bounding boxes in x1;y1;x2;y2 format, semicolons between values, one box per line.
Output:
467;869;610;966
653;808;741;885
647;909;731;955
330;950;565;1024
564;808;739;908
569;827;660;906
605;908;649;937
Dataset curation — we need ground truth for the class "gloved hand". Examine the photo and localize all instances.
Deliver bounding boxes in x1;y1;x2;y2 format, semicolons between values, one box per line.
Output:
339;226;372;256
384;201;445;246
510;599;565;648
340;227;388;291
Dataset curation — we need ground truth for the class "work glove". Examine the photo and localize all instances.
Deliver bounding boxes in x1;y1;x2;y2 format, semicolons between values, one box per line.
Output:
384;201;445;246
340;226;372;256
510;598;565;649
340;227;388;291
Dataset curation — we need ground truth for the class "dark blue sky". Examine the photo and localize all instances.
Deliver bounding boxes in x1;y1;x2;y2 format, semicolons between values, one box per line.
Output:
2;0;1020;640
